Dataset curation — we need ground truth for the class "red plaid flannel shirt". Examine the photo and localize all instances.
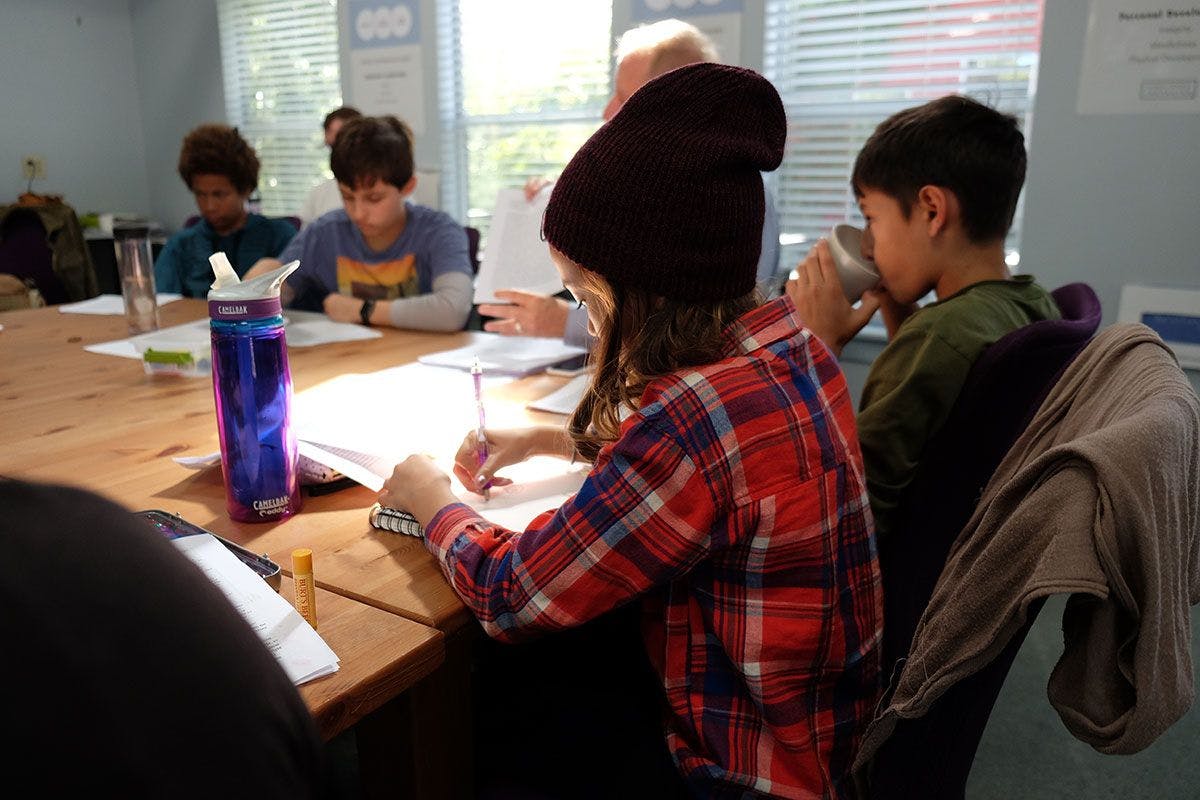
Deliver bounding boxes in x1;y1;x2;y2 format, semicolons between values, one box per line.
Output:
426;297;883;797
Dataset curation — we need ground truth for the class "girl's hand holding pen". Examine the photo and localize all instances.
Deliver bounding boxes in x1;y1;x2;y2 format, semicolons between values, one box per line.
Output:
453;427;541;495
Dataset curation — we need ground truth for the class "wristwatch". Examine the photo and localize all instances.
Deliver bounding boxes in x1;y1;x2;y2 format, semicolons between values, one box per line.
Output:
359;298;376;326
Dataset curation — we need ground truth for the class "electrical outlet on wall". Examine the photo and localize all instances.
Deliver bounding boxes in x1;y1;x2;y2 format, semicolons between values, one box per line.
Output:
21;155;46;181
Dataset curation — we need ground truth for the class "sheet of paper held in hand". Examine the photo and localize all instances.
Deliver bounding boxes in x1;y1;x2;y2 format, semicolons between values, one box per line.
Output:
84;309;381;359
291;362;588;531
472;188;563;304
172;534;339;685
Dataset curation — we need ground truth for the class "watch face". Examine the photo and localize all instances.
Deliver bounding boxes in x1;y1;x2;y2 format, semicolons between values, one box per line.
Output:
360;299;374;324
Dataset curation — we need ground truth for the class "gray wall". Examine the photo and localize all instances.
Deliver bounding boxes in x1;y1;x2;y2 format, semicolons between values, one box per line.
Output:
1023;3;1200;327
129;0;226;230
1021;2;1200;394
0;0;152;216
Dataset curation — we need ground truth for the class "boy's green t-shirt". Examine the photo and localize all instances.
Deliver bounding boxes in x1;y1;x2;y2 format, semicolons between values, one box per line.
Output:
857;275;1060;537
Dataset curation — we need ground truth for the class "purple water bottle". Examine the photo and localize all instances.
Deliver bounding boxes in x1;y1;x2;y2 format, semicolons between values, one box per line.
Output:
208;277;302;523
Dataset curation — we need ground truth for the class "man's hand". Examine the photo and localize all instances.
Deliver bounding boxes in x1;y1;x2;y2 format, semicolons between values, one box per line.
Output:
786;240;880;357
479;290;571;338
323;292;367;324
523;176;554;201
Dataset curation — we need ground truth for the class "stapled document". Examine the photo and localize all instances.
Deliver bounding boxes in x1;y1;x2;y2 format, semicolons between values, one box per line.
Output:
172;533;339;685
472;188;562;304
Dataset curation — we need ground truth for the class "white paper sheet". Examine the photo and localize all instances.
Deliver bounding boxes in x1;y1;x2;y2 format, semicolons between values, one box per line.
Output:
60;293;183;314
472;188;562;304
526;374;590;416
417;333;586;377
84;310;381;360
172;534;339;685
300;437;586;532
292;360;585;530
298;440;395;492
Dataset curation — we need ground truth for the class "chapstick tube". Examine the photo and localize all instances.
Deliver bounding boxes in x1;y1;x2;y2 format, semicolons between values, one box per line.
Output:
292;548;317;630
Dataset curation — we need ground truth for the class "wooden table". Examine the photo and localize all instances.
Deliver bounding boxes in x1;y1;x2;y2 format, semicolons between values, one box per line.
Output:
0;301;570;797
282;577;443;740
0;300;567;629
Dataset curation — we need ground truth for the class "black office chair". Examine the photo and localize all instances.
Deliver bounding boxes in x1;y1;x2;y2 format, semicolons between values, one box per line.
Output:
465;225;481;274
0;207;67;304
866;283;1103;799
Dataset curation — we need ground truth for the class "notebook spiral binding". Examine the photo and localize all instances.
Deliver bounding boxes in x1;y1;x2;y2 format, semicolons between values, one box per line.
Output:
369;503;424;538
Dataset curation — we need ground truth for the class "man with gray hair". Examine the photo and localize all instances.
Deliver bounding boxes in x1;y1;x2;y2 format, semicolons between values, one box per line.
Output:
479;18;781;344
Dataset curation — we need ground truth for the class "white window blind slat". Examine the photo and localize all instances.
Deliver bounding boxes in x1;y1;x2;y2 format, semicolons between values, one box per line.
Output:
217;0;341;217
764;0;1044;265
437;0;613;240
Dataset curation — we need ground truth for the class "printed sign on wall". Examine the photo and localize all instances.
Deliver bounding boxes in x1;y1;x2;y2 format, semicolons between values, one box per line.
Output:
1078;0;1200;114
347;0;426;133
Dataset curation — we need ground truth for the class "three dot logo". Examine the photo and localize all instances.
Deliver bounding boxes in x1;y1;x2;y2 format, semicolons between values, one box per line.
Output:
355;3;414;43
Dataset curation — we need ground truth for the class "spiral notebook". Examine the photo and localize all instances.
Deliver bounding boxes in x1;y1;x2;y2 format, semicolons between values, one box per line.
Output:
369;503;424;538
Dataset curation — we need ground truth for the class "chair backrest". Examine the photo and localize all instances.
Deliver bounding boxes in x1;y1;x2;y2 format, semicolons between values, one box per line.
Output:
0;208;66;305
464;225;481;275
869;282;1102;799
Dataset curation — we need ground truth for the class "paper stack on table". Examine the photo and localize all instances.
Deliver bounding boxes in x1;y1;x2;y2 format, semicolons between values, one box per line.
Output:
172;533;339;685
526;374;590;416
417;332;586;377
59;293;183;314
84;309;381;360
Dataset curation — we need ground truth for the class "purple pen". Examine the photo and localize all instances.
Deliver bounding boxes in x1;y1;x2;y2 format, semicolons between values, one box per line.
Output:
471;357;491;500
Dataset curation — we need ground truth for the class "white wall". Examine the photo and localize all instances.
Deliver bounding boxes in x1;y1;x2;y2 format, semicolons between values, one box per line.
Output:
0;0;151;216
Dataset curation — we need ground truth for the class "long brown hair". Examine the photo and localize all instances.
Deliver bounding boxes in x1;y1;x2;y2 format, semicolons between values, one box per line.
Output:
569;267;759;462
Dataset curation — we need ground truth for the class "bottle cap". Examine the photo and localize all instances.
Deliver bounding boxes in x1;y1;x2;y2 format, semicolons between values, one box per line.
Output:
207;257;300;322
291;548;313;574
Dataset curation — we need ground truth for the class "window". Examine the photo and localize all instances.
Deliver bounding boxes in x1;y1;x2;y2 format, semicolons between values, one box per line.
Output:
764;1;1044;268
217;0;342;216
437;0;613;239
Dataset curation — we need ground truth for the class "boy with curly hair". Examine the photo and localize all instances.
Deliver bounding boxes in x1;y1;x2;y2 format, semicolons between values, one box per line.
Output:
154;124;296;297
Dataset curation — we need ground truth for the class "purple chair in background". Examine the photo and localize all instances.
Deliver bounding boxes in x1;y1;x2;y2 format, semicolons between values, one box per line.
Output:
867;282;1104;799
0;208;67;305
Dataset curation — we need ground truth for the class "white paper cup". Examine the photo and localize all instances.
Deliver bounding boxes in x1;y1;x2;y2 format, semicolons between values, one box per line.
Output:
828;224;881;303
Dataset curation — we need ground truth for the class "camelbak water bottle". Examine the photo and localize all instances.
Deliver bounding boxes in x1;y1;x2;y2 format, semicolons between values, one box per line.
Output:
208;259;302;522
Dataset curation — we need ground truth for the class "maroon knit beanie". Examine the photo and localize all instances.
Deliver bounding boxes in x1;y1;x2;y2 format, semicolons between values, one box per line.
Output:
543;62;786;302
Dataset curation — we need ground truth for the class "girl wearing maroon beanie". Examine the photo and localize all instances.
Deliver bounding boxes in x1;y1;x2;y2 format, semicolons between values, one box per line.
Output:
383;63;884;798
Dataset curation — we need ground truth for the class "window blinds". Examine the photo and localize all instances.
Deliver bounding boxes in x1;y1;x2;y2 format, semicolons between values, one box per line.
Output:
437;0;613;238
764;1;1044;264
217;0;342;217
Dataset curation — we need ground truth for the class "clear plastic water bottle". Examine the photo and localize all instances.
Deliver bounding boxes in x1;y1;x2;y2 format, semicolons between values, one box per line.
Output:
209;274;302;523
113;223;159;334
